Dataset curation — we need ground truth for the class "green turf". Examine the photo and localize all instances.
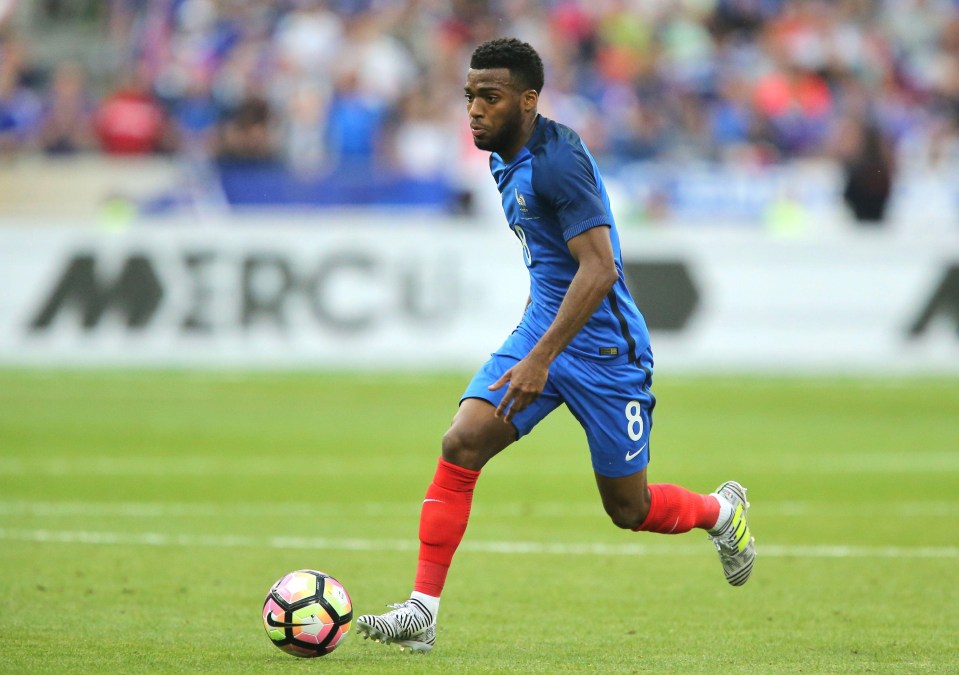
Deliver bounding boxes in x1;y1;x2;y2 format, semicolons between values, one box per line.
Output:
1;370;957;673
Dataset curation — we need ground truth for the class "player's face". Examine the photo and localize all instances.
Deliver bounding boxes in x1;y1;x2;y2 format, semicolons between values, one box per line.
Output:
465;68;536;159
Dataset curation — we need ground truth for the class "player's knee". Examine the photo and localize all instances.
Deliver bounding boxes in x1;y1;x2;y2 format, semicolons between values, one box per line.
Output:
604;496;651;530
441;427;486;471
606;508;645;530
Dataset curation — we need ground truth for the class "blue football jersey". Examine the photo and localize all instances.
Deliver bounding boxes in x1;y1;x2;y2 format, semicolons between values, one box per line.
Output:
489;115;650;363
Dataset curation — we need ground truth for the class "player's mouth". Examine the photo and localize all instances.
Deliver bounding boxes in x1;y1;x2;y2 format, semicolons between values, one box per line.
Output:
470;125;488;140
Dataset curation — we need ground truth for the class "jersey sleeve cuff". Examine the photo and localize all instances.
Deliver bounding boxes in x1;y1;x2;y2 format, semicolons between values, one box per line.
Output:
563;217;611;241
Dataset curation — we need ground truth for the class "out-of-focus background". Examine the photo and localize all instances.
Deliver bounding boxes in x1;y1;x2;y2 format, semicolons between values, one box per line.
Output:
0;0;957;372
4;0;959;224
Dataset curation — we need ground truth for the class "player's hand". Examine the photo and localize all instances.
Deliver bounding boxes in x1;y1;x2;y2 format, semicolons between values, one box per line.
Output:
488;354;550;423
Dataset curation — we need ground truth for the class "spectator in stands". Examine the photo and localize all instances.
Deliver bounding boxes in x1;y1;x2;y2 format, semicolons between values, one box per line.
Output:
215;94;278;164
0;33;42;155
389;85;459;179
270;0;343;172
838;117;896;224
165;73;220;160
37;60;97;155
95;68;172;155
753;62;834;157
325;67;387;170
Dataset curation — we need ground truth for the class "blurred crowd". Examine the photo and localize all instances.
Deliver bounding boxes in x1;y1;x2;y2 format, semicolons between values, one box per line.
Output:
3;0;959;219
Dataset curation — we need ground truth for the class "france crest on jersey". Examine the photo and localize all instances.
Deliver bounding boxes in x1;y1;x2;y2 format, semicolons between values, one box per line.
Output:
489;115;650;364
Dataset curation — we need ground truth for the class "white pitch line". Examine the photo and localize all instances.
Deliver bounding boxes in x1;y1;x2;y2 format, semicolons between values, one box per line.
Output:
0;528;956;559
2;500;958;518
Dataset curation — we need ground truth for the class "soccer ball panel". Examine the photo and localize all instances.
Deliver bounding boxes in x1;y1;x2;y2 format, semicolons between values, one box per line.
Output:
290;603;336;644
329;623;350;648
322;577;351;617
272;570;318;605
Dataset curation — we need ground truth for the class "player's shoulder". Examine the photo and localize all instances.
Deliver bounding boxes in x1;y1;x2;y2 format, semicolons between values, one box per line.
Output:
528;116;597;193
528;116;594;179
528;115;586;159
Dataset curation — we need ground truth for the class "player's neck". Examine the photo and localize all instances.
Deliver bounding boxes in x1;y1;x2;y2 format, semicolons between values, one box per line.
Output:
499;114;539;163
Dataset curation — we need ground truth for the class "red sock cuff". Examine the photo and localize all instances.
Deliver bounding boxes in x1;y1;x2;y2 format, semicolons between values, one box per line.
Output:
434;457;480;491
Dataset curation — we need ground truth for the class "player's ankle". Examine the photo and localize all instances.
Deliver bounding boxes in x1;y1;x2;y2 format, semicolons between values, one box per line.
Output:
410;590;440;619
708;493;733;535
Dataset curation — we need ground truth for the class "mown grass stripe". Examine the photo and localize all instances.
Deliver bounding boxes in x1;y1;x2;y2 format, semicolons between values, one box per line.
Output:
1;527;956;559
2;499;957;518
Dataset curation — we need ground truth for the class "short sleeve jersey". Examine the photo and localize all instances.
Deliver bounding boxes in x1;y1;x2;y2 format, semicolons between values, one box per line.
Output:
490;115;650;363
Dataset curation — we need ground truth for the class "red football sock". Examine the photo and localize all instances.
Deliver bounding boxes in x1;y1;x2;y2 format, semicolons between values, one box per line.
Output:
633;483;720;534
414;457;480;597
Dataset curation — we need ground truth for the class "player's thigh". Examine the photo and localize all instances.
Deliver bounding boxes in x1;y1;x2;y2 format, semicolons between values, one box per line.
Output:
442;398;518;470
556;357;654;478
452;333;563;469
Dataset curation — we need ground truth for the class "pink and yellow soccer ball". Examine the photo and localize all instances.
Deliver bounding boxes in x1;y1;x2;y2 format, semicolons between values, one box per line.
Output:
262;569;353;658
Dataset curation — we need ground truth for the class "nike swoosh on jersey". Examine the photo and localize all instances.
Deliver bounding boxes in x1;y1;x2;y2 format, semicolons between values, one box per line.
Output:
625;444;648;461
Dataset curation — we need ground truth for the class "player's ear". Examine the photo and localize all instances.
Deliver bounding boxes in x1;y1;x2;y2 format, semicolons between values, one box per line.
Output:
523;89;538;113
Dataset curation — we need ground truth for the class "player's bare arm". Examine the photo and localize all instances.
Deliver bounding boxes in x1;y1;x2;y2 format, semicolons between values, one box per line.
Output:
489;225;618;422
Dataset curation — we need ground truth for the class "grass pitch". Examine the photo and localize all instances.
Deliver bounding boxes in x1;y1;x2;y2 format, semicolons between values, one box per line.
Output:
1;370;957;673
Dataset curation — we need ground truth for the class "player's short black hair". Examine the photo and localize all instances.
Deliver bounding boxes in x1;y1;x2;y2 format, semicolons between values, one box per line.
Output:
470;38;544;94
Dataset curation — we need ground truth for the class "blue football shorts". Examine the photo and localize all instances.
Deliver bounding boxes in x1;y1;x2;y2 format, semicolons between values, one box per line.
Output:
461;329;655;478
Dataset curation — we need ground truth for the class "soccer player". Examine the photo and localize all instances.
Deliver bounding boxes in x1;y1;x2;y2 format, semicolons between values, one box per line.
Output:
356;38;755;653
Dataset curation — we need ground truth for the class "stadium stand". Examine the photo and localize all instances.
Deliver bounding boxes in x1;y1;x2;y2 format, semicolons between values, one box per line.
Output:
1;0;958;226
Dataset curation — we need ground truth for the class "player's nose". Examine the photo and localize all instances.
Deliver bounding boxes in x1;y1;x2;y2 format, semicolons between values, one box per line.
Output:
469;100;485;118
